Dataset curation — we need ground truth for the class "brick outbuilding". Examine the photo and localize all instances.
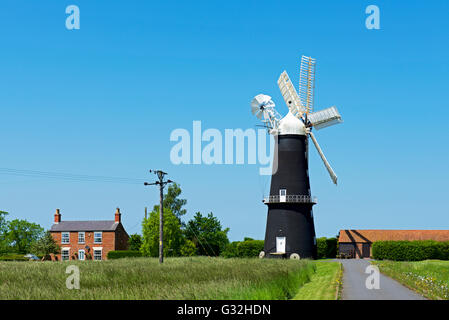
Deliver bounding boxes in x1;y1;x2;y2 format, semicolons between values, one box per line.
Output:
50;208;129;261
338;229;449;259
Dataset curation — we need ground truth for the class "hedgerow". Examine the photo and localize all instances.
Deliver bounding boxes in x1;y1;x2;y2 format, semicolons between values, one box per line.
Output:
372;240;449;261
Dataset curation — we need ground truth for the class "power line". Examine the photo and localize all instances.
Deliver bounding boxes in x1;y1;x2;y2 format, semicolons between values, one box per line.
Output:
0;167;145;185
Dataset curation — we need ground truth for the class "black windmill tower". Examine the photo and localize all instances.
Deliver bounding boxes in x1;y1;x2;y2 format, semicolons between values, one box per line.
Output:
250;56;343;259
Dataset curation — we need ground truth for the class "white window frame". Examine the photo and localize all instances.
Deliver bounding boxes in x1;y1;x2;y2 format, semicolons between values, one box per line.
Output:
78;249;85;261
61;232;70;244
94;231;102;244
93;248;102;261
78;232;85;244
61;248;70;261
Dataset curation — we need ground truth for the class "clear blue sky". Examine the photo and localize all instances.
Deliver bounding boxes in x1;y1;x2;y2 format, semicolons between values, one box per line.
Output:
1;1;448;241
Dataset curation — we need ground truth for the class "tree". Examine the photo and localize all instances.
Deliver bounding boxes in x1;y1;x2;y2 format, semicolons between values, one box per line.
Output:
30;231;60;259
140;208;184;257
0;211;9;254
162;182;187;222
6;219;44;254
0;211;7;233
128;233;143;251
184;212;229;256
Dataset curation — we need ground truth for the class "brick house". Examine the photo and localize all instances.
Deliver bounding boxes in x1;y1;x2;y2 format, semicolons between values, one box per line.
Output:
338;229;449;259
50;208;129;261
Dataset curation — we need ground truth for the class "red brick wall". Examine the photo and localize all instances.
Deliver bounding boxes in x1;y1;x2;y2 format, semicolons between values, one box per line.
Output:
51;231;117;261
114;224;129;251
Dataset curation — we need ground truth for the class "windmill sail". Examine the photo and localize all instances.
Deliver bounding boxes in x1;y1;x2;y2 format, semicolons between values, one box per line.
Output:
299;56;316;114
277;71;306;119
308;131;338;185
308;106;342;130
250;94;281;134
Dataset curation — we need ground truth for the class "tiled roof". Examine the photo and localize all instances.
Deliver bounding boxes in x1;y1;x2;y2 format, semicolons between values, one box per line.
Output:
338;230;449;243
50;220;119;232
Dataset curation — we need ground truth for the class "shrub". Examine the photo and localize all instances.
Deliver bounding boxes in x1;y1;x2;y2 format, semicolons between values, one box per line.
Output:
0;253;29;261
180;239;197;256
107;250;142;259
221;241;239;258
237;240;264;258
222;239;264;258
317;237;327;259
372;240;449;261
317;237;337;259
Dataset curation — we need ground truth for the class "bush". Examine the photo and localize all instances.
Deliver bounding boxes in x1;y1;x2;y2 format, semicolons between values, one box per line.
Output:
317;237;337;259
372;240;449;261
0;253;29;261
221;241;239;258
237;240;264;258
222;239;264;258
180;239;197;256
107;250;142;259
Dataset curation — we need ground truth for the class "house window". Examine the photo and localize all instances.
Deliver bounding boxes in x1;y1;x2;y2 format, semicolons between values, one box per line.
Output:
61;232;70;244
78;250;85;261
94;232;102;244
62;249;70;261
78;232;85;244
93;249;102;261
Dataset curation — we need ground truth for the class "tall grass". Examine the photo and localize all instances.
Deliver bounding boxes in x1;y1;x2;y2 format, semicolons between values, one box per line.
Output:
292;260;341;300
0;257;314;300
373;260;449;300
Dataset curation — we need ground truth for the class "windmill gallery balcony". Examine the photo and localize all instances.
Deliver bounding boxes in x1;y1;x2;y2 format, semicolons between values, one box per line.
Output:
262;195;317;204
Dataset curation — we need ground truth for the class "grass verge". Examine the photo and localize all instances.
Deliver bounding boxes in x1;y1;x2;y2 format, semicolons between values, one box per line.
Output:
372;260;449;300
0;257;314;300
292;260;342;300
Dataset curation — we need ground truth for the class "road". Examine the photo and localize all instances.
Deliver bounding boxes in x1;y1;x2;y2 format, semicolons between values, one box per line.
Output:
338;259;426;300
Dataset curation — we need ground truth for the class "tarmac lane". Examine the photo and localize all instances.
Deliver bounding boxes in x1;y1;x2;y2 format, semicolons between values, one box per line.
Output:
338;259;426;300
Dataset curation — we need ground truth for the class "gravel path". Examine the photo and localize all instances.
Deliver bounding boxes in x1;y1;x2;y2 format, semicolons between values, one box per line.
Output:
338;259;426;300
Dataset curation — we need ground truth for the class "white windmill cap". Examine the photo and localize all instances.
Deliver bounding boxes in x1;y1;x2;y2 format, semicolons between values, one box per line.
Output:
278;111;306;135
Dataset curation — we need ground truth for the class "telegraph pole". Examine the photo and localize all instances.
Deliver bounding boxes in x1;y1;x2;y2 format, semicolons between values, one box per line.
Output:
144;170;173;264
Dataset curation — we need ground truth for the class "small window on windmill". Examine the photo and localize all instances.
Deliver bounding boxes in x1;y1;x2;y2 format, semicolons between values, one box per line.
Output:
279;189;287;202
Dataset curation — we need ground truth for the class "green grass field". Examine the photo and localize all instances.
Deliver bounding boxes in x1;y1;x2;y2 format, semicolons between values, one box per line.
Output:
292;260;342;300
0;257;315;300
373;260;449;300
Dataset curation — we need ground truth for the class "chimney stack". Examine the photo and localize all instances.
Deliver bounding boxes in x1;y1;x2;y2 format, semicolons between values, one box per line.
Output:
54;209;61;224
115;208;121;223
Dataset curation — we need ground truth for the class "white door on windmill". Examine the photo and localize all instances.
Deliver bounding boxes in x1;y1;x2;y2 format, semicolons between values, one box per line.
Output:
279;189;286;202
276;237;286;253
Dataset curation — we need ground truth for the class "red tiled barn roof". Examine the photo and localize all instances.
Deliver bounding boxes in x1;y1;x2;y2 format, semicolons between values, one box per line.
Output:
338;230;449;243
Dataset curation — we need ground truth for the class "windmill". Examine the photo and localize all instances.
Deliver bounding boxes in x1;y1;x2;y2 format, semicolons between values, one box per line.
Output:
250;55;342;259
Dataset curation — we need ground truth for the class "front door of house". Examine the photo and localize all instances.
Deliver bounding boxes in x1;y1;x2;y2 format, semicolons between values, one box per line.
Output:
78;250;85;261
276;237;286;253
